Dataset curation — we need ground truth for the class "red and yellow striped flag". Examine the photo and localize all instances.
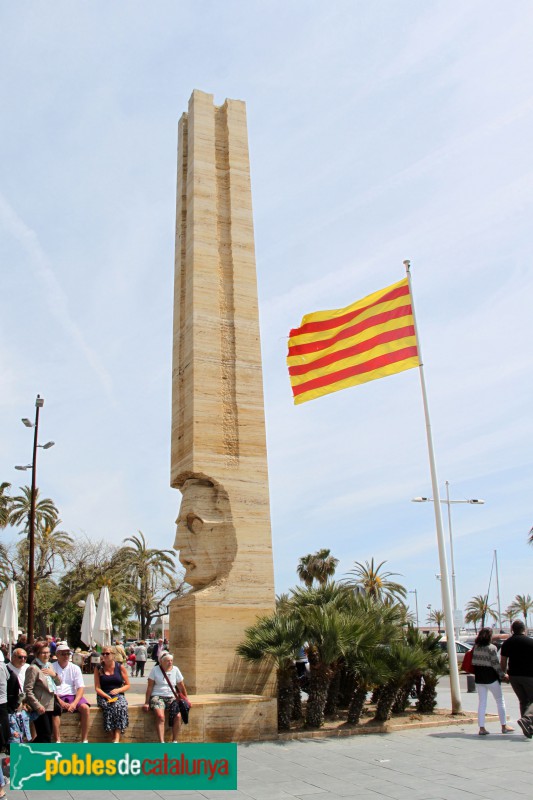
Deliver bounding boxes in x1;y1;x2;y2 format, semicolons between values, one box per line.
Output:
287;278;419;405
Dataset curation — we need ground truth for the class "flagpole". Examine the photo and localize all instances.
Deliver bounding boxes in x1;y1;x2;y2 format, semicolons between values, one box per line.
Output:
404;260;462;714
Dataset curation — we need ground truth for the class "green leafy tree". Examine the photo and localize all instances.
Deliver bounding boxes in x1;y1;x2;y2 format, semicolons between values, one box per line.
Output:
237;612;305;731
118;531;181;638
343;558;407;603
508;594;533;627
5;518;74;635
0;482;11;528
343;598;399;724
501;608;515;630
8;486;58;533
427;608;445;632
465;595;497;631
405;628;449;714
374;642;428;722
296;549;339;587
299;603;349;728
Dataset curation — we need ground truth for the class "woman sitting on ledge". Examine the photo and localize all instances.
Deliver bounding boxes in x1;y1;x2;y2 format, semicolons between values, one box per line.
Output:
94;648;130;743
143;652;189;743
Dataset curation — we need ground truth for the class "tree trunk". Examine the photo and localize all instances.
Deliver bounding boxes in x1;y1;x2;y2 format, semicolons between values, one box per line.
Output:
347;685;367;725
338;668;356;709
324;665;341;716
291;666;303;721
370;685;383;705
392;683;411;714
374;680;401;721
277;672;294;731
305;662;332;728
416;675;438;713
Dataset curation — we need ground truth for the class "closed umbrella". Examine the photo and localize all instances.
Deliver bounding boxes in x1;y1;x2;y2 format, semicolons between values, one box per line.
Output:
0;582;19;652
80;592;97;648
93;586;113;647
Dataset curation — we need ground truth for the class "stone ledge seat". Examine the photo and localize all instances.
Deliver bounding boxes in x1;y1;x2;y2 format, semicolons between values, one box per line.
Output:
56;692;276;743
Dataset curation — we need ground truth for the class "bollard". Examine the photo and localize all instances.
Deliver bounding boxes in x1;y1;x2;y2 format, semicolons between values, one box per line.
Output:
467;674;476;693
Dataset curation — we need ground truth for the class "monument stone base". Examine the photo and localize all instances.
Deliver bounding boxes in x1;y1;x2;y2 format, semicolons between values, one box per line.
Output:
169;594;275;695
59;693;277;743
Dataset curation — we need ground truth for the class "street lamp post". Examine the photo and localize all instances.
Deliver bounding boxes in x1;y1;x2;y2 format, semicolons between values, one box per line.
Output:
412;482;484;638
14;395;54;644
409;589;419;628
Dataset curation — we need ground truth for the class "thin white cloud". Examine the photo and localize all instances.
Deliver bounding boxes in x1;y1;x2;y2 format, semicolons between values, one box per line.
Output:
0;192;115;400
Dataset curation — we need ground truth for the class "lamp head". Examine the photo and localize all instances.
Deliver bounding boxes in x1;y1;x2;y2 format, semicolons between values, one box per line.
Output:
21;418;33;428
412;497;430;502
35;396;44;408
42;441;55;449
468;499;485;504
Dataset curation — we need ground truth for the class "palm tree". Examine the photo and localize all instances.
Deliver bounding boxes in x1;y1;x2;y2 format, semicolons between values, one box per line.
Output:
237;612;305;731
508;594;533;628
343;600;399;725
427;608;445;632
10;519;74;635
299;603;349;728
9;486;58;533
0;482;11;528
501;608;515;631
464;595;497;631
406;628;449;714
296;549;339;587
119;531;177;638
374;642;428;722
343;558;407;603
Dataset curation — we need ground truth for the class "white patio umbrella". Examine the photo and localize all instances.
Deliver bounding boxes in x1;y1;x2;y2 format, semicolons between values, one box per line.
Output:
80;592;97;648
0;582;19;652
93;586;113;647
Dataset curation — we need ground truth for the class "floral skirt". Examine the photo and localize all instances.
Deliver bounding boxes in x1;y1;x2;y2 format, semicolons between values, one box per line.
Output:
97;694;129;733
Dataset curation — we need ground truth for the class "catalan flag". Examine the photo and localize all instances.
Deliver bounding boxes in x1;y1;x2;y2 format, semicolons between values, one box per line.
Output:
287;278;419;405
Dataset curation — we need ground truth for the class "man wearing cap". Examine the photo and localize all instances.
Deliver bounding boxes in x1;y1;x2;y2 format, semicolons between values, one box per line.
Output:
52;642;91;743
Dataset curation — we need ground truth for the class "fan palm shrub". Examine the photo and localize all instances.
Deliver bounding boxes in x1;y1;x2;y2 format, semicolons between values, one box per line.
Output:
343;596;401;724
374;642;428;721
299;603;349;728
237;612;305;731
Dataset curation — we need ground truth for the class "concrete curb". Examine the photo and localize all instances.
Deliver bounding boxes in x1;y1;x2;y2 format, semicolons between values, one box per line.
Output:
268;710;491;743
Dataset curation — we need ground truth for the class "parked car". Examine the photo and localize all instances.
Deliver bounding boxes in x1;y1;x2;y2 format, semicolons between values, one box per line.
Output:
437;639;471;670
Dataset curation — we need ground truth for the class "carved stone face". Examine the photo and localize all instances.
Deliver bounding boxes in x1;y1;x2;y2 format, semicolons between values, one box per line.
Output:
174;479;226;589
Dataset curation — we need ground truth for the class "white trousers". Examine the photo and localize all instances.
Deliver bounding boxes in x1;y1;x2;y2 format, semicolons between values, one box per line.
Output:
477;680;507;727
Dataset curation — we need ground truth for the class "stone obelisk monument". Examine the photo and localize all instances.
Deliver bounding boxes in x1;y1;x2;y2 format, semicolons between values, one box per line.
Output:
169;90;275;697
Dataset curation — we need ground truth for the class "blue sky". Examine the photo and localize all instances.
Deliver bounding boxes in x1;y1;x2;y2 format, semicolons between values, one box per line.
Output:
1;1;532;624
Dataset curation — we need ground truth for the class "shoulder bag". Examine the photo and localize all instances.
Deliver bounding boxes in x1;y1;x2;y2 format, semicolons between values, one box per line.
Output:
159;666;191;724
462;647;474;674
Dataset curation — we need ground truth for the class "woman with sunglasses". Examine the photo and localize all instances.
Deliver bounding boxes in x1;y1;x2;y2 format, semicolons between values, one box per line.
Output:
94;649;130;743
23;642;61;743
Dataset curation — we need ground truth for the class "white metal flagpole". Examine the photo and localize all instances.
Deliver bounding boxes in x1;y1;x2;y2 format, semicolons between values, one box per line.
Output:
404;260;462;714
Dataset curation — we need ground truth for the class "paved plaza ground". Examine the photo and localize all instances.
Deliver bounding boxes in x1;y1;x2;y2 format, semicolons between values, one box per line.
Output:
7;676;531;800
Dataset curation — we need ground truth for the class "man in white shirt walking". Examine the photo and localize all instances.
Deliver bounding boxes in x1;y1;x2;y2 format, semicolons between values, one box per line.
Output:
52;642;90;743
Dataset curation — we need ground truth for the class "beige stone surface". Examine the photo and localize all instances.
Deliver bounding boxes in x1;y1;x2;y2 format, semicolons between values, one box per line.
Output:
169;90;275;705
57;693;277;743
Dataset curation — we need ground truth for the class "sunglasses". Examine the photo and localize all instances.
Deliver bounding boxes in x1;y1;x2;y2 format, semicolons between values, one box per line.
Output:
14;655;27;659
102;652;113;656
